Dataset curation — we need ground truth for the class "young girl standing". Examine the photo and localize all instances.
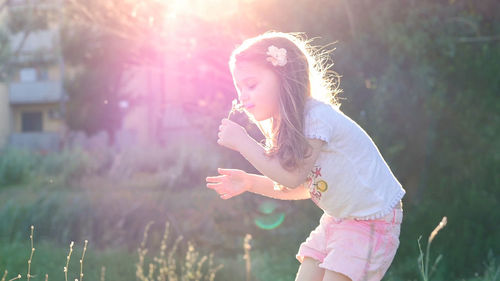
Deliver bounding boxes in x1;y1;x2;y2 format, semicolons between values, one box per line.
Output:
206;31;405;281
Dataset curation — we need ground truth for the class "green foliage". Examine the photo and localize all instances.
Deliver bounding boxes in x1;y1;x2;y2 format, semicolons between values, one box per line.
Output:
0;239;137;281
0;147;104;188
0;137;224;247
2;0;499;280
38;146;102;184
297;1;500;279
0;148;36;186
61;16;132;139
468;251;500;281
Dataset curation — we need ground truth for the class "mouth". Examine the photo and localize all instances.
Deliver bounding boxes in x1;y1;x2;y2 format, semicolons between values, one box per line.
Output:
244;103;255;110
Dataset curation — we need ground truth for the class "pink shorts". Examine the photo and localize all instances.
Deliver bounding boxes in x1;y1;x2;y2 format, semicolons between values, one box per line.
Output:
296;202;403;281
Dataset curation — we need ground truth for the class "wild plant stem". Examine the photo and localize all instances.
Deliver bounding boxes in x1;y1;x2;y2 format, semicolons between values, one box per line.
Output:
80;240;88;281
425;241;431;281
64;242;74;281
27;226;35;281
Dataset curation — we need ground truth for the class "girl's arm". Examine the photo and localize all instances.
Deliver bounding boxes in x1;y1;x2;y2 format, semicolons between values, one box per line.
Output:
217;118;325;188
206;168;310;200
238;136;324;188
246;173;311;200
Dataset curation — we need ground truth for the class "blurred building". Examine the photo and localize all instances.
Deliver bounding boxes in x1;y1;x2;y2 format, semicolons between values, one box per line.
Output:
0;1;225;151
117;63;191;147
0;0;65;151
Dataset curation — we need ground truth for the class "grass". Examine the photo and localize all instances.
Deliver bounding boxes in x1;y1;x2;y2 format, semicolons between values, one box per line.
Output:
2;216;499;281
413;216;499;281
1;146;499;280
417;217;447;281
135;221;223;281
0;223;222;281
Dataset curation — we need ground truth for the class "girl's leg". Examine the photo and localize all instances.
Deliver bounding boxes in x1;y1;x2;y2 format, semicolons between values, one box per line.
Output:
295;257;325;281
322;269;352;281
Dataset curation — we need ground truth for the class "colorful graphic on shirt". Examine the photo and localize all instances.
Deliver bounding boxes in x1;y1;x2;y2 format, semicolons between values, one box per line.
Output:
307;165;328;205
312;167;322;177
316;180;328;192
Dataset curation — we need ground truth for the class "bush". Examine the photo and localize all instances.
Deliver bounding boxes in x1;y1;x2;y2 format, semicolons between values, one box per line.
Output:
0;148;37;186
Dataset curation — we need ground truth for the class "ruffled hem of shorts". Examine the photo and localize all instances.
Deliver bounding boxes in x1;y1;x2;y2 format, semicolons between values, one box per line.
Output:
353;189;405;221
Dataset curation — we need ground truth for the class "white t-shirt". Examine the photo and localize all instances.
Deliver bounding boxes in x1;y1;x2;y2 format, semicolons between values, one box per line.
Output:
303;97;406;220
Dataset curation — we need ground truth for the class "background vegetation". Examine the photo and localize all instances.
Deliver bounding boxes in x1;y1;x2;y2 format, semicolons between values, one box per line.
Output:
1;0;499;280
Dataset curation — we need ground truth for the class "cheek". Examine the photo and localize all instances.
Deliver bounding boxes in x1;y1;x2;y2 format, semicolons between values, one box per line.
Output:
258;85;279;111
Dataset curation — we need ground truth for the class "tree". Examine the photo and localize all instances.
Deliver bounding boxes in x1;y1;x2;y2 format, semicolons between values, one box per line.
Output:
0;0;58;81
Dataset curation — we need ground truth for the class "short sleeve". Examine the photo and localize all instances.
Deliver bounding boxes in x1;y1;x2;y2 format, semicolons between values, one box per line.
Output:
304;101;333;143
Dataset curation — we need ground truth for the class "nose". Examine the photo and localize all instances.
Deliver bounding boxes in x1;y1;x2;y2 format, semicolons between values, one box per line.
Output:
239;90;250;104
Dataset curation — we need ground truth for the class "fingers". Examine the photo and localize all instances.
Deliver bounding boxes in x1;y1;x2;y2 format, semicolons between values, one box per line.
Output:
207;182;227;195
218;119;230;132
217;168;233;176
206;175;225;183
218;119;232;133
207;183;232;199
206;178;231;198
206;168;233;177
207;168;237;200
206;182;222;189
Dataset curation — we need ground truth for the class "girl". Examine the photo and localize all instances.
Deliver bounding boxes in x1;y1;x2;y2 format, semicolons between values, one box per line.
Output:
206;31;405;281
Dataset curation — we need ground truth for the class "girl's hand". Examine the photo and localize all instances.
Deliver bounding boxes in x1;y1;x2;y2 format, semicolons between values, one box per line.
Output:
217;118;250;151
206;168;252;199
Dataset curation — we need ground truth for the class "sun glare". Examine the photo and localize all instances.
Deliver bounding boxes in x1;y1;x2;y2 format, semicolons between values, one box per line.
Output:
165;0;245;21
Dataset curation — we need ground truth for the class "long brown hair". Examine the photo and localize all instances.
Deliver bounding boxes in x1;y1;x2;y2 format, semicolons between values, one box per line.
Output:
229;31;342;171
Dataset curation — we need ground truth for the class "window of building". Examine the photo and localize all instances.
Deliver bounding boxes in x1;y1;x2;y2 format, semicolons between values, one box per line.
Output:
18;67;51;82
21;111;43;132
19;68;37;82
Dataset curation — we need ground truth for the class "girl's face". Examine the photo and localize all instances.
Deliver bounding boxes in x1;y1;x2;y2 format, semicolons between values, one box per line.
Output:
232;61;281;121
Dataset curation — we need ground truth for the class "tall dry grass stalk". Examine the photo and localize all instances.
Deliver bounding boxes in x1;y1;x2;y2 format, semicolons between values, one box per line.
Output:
27;226;35;281
64;241;74;281
79;240;88;281
100;266;106;281
1;270;21;281
136;221;223;281
1;226;37;281
243;234;252;281
6;274;21;281
418;216;448;281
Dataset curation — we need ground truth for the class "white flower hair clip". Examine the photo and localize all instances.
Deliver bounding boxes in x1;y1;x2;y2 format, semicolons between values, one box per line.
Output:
266;45;287;67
